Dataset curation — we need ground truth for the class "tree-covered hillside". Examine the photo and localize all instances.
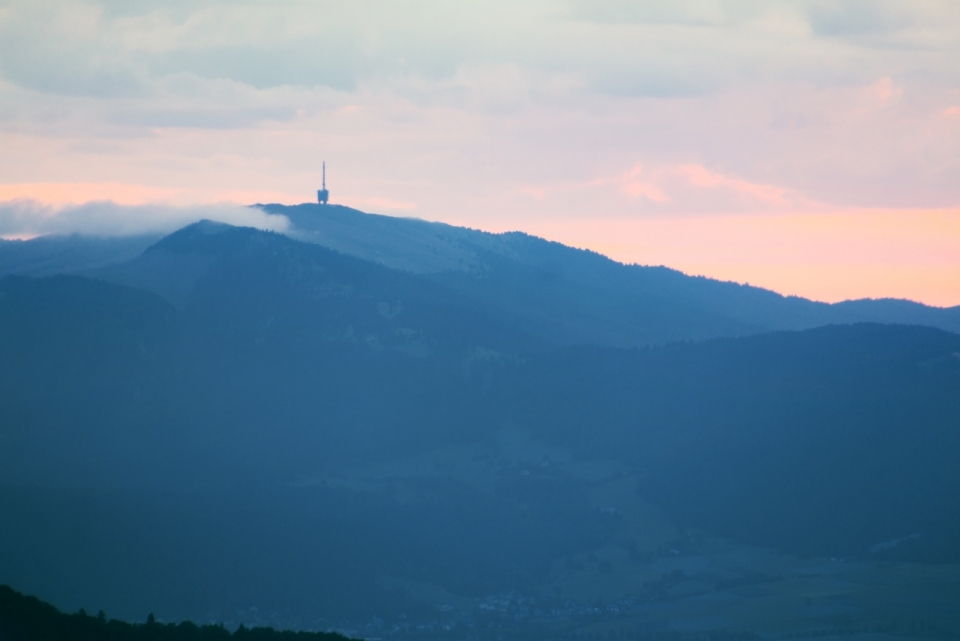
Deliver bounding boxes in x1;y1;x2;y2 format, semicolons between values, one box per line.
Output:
272;204;960;345
1;222;958;629
502;324;960;561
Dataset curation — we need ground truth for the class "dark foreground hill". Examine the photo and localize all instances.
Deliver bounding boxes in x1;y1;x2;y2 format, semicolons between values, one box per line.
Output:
0;584;350;641
1;222;959;635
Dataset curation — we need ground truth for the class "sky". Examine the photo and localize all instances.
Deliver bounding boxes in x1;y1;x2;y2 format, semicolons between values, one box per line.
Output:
0;0;958;305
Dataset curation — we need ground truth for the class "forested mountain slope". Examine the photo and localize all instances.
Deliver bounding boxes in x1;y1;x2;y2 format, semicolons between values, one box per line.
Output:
1;223;959;629
272;203;960;346
0;234;160;277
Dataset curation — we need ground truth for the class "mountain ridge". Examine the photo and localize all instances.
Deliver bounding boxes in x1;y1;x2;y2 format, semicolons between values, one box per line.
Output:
4;207;958;347
267;203;960;345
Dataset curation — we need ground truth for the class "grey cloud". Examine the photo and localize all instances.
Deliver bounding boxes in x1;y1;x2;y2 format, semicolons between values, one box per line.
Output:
0;49;145;98
588;69;720;98
565;0;739;26
107;104;298;129
0;1;470;99
154;47;365;92
0;3;148;98
0;200;289;237
4;0;955;111
803;0;912;37
97;0;201;21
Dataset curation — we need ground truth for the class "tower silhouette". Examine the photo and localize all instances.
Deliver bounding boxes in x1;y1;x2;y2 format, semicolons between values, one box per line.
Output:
317;162;329;204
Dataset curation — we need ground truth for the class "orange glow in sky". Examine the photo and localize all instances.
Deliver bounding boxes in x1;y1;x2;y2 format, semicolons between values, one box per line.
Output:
4;180;957;307
492;209;960;307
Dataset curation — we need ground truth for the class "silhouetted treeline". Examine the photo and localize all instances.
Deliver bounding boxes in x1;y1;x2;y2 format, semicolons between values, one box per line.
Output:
0;585;351;641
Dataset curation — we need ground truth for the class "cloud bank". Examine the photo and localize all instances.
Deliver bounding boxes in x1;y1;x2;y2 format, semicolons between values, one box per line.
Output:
0;200;289;238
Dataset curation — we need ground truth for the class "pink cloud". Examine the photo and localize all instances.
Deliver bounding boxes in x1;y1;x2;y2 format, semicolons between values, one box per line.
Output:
597;163;805;211
518;185;548;200
619;165;670;202
674;164;791;205
868;77;901;105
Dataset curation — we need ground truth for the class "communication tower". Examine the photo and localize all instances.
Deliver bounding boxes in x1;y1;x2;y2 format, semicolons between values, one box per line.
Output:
317;162;329;204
